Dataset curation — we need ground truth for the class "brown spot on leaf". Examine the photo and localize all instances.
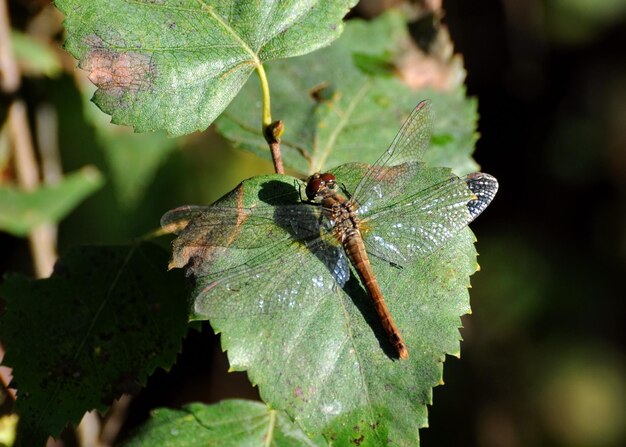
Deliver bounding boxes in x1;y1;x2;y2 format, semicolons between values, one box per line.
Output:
292;385;315;402
352;434;365;445
81;35;156;100
294;386;305;400
308;82;334;102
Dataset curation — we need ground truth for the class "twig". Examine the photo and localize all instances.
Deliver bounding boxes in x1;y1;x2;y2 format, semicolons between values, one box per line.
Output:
221;112;311;163
99;394;132;446
264;119;284;174
0;0;18;93
77;410;102;447
0;0;57;278
9;101;59;278
256;62;285;174
34;103;62;264
36;104;62;185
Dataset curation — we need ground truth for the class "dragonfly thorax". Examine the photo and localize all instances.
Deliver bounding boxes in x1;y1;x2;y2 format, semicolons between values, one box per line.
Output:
320;194;361;245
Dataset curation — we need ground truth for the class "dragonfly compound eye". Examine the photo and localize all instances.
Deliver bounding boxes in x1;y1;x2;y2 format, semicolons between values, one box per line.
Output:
306;174;323;200
320;173;336;183
306;172;337;200
320;173;336;189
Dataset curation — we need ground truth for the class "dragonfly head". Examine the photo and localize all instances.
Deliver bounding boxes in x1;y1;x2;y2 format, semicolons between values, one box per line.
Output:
306;172;336;201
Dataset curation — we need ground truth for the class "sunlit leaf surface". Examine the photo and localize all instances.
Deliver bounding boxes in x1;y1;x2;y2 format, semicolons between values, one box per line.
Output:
216;12;479;176
164;103;498;444
122;400;327;447
166;172;478;446
56;0;357;136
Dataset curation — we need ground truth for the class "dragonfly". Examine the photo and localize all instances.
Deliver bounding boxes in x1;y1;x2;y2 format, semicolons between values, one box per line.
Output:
161;100;498;360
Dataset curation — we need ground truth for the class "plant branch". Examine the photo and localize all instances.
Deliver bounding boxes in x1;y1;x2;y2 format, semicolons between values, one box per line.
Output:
256;62;285;174
0;0;57;278
100;394;132;446
263;119;284;175
0;0;18;93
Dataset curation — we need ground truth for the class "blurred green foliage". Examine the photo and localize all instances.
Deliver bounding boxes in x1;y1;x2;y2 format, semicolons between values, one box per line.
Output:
10;30;61;78
546;0;626;43
0;167;103;236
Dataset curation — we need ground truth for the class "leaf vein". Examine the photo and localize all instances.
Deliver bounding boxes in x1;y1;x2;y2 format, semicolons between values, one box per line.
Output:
314;79;372;172
195;0;261;66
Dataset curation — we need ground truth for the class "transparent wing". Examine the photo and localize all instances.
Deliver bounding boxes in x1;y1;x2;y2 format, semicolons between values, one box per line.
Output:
162;203;324;253
345;162;423;215
351;100;432;210
163;201;352;317
160;205;207;234
189;234;351;320
360;172;498;266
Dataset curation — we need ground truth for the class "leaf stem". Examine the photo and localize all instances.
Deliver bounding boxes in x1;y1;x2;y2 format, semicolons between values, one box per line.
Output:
256;63;285;174
256;62;272;128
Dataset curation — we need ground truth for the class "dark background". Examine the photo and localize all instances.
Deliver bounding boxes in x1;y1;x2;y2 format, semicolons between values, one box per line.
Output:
427;1;626;446
2;1;626;446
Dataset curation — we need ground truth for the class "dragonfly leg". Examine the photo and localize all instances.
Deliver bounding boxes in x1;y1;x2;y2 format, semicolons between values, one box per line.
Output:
340;182;351;198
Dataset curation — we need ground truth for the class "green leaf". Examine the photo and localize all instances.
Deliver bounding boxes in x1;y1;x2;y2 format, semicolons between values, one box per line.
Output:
11;31;62;78
97;128;178;209
0;243;188;446
0;167;104;237
166;170;479;446
122;400;327;447
216;11;479;176
56;0;357;136
352;51;395;77
76;73;180;209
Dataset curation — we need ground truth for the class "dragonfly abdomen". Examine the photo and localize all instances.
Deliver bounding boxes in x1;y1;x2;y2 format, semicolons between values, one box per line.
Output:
319;189;409;359
342;230;409;360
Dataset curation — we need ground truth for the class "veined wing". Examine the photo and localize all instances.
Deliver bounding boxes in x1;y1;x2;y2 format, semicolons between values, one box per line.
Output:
160;205;207;234
162;200;352;315
189;232;351;320
161;203;330;271
351;100;432;210
360;172;498;267
162;204;325;241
